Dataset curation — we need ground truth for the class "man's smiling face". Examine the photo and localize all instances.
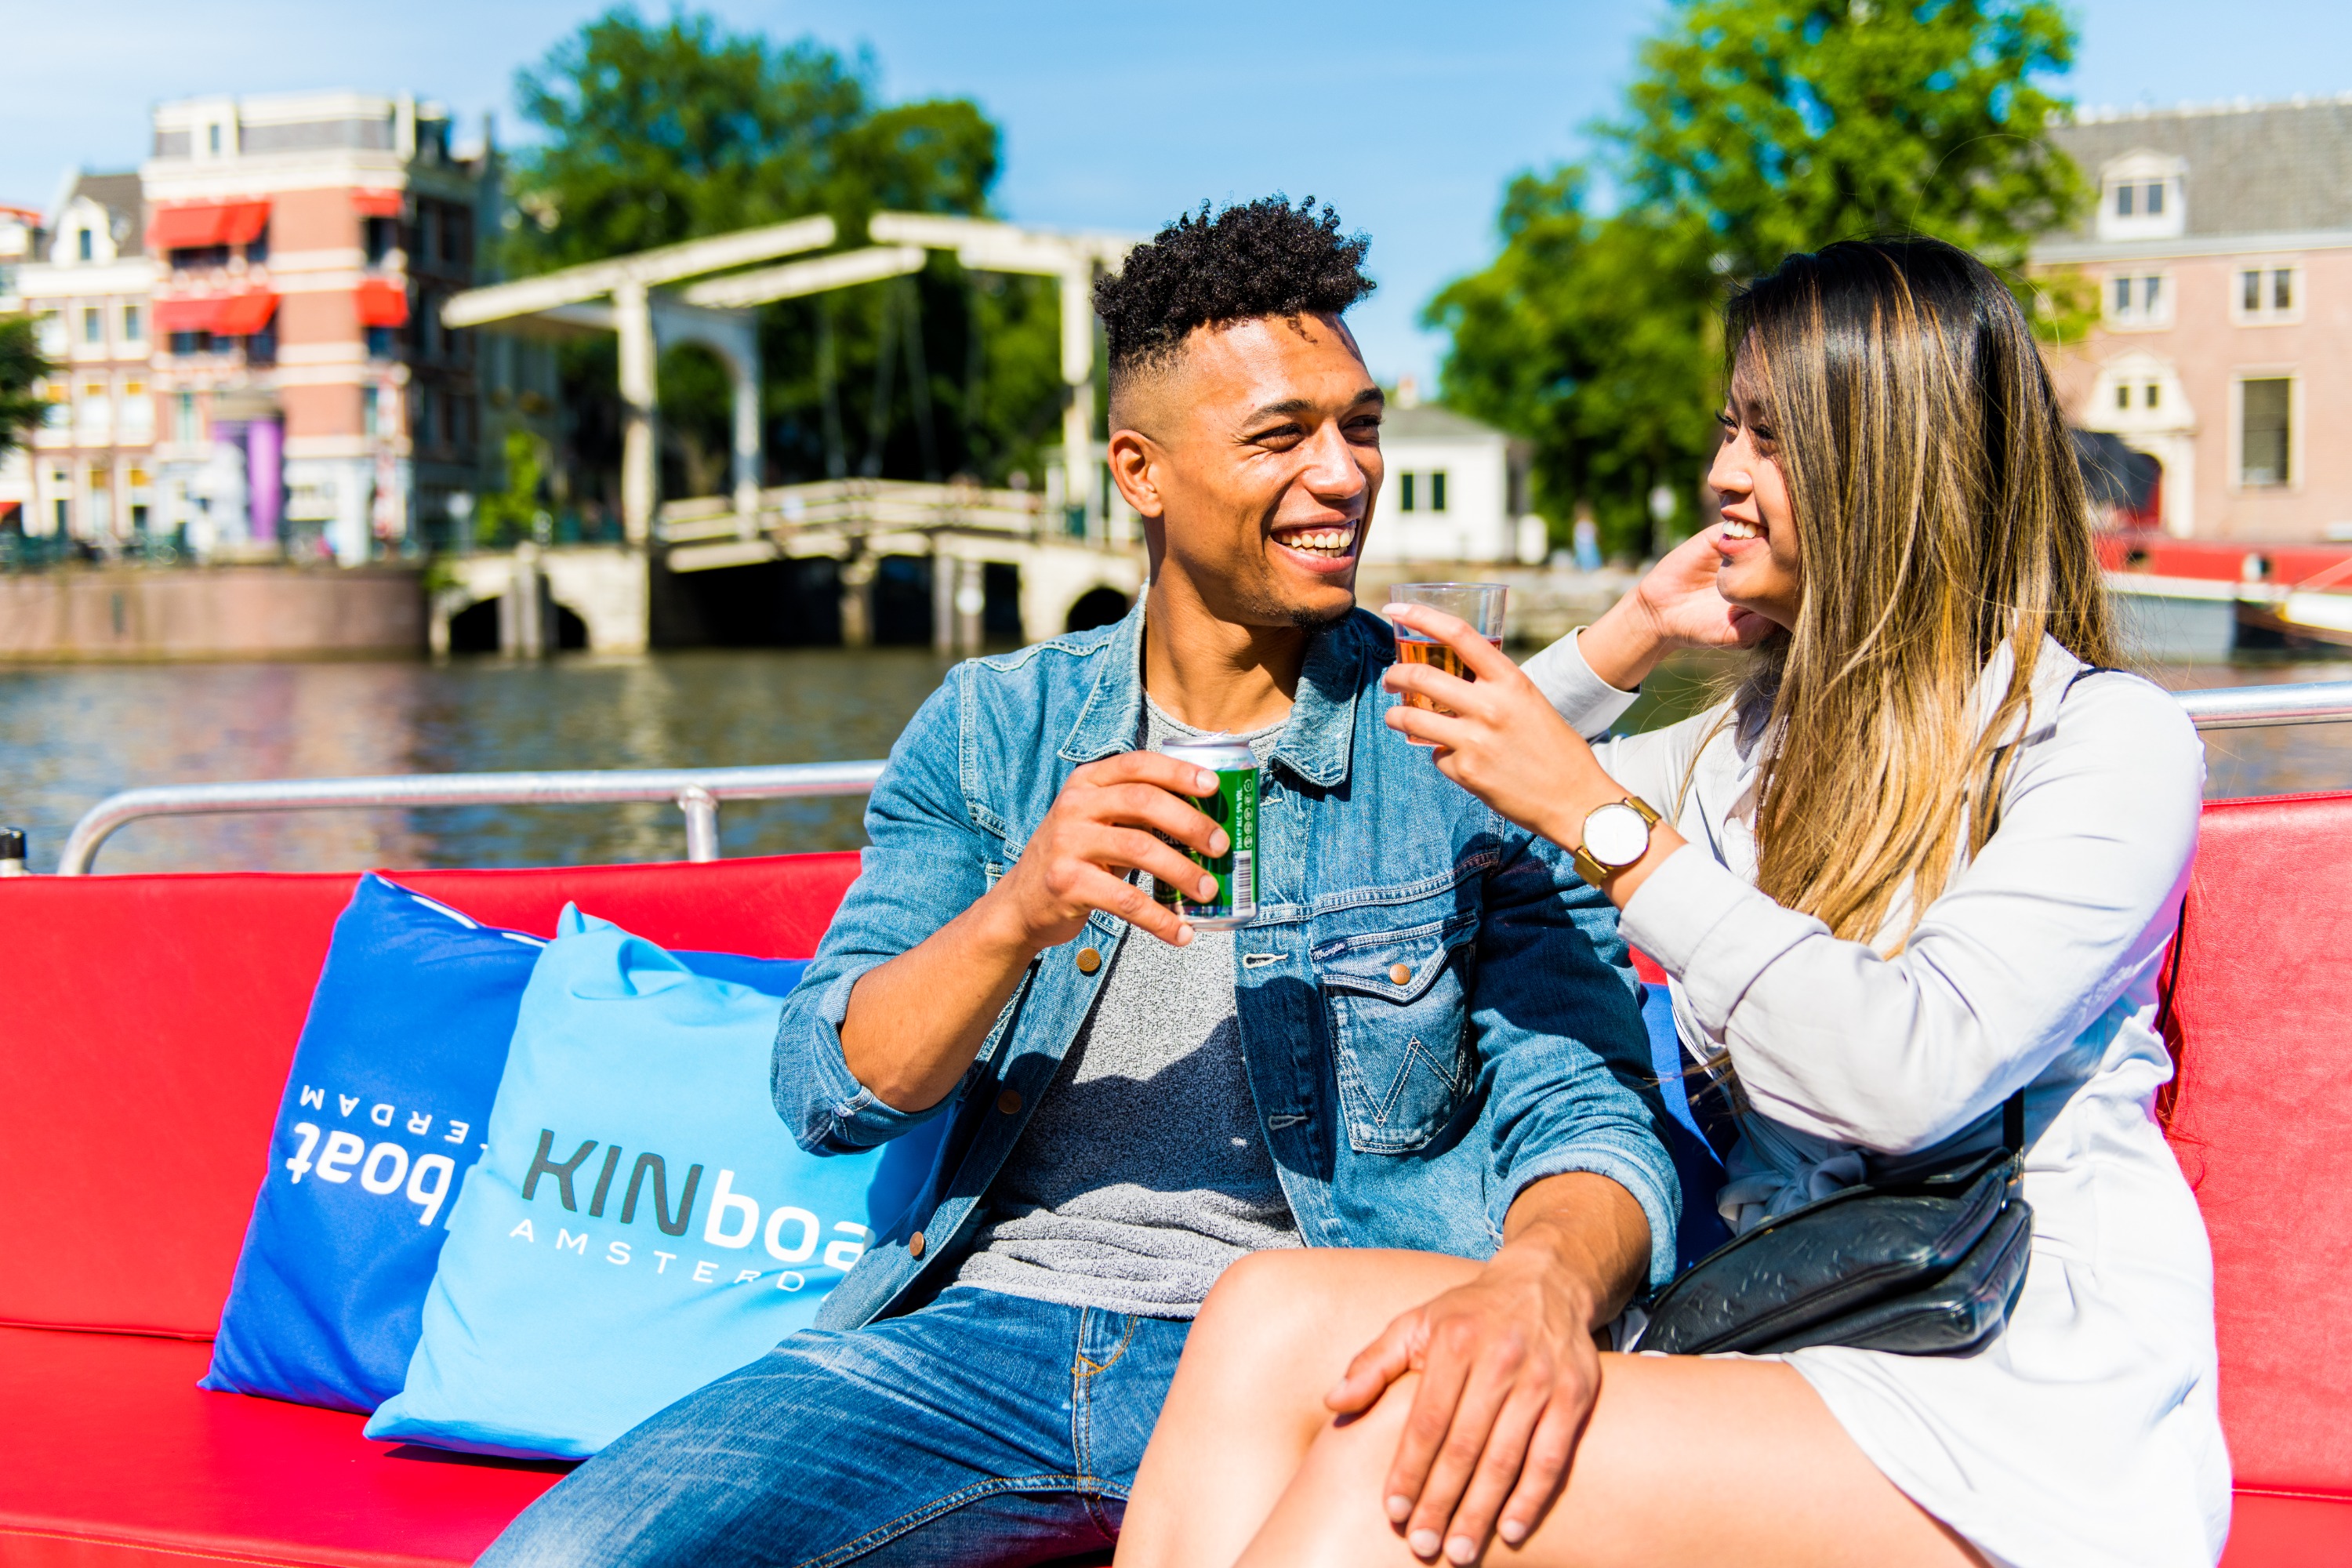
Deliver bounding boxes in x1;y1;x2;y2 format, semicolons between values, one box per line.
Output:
1112;311;1385;629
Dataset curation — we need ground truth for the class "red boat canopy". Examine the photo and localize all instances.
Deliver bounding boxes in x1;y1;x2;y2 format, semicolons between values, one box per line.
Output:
354;278;409;328
352;189;406;218
154;291;277;336
150;200;271;250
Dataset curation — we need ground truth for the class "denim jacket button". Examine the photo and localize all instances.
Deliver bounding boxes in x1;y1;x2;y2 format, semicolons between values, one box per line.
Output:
1388;962;1414;985
909;1232;927;1259
996;1089;1023;1115
1076;946;1103;975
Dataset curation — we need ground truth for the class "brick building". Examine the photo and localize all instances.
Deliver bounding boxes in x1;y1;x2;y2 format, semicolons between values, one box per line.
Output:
2040;97;2352;543
10;174;158;541
3;89;554;562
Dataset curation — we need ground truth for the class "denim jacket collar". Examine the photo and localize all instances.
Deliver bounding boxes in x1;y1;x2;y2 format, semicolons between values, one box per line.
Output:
1054;601;1373;788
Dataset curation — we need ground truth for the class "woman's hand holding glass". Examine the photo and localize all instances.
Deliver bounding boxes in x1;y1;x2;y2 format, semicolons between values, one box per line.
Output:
1381;602;1686;908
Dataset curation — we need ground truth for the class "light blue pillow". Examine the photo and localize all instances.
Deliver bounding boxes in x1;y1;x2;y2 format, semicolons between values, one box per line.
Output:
365;906;944;1459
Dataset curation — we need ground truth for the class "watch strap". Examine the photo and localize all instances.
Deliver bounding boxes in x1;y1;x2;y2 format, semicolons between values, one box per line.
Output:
1570;795;1662;885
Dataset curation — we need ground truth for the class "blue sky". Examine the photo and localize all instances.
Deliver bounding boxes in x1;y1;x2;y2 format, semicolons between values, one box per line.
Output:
5;1;2348;380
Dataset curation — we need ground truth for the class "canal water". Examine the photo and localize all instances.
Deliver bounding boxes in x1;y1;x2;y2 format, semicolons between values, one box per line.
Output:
4;647;2347;876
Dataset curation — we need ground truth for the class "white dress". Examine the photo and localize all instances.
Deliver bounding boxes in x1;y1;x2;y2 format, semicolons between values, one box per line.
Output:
1523;631;2232;1568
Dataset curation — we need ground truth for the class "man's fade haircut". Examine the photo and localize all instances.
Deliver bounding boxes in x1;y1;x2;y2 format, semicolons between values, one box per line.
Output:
1094;196;1375;397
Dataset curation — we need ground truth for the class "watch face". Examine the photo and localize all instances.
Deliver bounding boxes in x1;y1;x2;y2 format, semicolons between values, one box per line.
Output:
1583;802;1652;867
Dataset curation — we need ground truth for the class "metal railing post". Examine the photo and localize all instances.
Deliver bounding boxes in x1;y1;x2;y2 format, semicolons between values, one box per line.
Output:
677;786;720;862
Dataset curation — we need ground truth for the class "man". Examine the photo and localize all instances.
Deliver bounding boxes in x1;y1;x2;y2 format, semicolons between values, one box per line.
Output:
485;197;1679;1567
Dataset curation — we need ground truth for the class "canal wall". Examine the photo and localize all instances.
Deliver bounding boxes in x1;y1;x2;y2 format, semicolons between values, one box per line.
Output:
0;566;426;662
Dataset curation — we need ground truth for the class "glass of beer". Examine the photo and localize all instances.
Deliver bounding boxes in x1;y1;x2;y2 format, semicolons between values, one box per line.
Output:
1388;582;1508;728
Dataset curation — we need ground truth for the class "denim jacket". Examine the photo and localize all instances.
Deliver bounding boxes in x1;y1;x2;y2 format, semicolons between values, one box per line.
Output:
773;606;1681;1329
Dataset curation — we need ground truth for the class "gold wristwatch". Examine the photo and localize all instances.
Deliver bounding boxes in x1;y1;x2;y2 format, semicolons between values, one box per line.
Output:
1570;795;1662;884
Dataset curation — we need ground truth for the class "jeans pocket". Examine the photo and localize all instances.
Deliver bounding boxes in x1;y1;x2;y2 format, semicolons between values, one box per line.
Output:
1316;916;1477;1153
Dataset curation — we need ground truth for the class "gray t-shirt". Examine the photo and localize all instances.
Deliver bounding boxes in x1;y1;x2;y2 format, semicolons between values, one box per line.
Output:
950;701;1302;1318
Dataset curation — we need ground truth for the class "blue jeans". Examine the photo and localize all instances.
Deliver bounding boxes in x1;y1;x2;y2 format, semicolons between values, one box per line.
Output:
478;1287;1191;1567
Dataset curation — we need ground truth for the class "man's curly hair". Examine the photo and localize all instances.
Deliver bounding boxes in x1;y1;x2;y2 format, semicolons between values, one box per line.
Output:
1094;196;1375;386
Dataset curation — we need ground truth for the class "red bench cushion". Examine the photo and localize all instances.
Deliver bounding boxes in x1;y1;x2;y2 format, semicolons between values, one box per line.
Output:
2166;795;2352;1515
0;1324;562;1566
0;856;861;1341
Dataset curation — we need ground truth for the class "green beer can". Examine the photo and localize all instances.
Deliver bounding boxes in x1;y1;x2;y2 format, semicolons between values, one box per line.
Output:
1153;735;1259;930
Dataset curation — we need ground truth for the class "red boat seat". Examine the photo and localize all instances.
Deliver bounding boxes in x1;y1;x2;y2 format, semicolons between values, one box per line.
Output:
0;855;858;1566
2;793;2350;1566
2167;796;2352;1566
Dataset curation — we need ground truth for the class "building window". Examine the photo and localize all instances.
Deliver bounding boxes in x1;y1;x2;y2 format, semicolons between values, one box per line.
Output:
1399;473;1417;512
176;391;198;443
169;330;214;355
171;244;230;270
365;324;396;358
245;227;270;266
34;311;64;354
208;124;221;154
2240;378;2292;488
2116;184;2133;217
2114;383;2130;412
82;307;103;344
363;386;379;437
2237;266;2302;325
122;303;142;341
2144;382;2161;409
2145;182;2164;216
78;228;93;262
364;216;397;266
1430;471;1449;512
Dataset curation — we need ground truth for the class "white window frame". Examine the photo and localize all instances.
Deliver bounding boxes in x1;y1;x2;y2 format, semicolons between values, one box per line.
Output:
2105;269;2173;331
2230;259;2305;327
2230;371;2301;493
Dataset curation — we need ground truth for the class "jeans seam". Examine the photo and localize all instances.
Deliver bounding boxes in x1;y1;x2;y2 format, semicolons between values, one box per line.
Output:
788;1474;1109;1568
1073;1309;1139;1377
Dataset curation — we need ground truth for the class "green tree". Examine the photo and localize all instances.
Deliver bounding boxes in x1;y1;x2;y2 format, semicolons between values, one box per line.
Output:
1430;0;2085;558
0;316;49;466
504;8;1062;510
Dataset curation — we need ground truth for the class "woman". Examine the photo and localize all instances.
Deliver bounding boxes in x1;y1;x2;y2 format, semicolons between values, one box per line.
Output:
1110;239;2227;1568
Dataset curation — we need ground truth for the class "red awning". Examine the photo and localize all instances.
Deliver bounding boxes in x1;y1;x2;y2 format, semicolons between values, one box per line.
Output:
213;291;278;336
153;296;224;332
354;279;409;328
148;200;270;250
352;189;406;218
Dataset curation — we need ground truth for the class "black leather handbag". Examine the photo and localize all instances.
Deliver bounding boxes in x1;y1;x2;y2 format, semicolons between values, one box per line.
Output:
1632;1092;2033;1356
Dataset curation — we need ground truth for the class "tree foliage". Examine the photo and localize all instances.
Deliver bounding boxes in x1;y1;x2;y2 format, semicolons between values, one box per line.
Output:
1430;0;2085;558
504;8;1064;510
0;315;49;465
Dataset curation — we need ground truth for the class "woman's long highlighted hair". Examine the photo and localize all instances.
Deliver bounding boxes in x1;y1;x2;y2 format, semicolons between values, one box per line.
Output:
1726;238;2119;947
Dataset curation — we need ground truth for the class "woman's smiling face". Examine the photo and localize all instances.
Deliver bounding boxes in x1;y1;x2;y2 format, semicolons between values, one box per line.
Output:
1705;358;1804;630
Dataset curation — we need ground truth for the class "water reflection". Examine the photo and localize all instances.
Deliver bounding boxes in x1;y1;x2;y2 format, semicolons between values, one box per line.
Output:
2;646;2347;876
0;649;958;874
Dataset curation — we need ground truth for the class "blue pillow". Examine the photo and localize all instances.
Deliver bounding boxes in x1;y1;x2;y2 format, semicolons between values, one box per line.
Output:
202;875;810;1413
365;907;944;1460
1641;982;1733;1269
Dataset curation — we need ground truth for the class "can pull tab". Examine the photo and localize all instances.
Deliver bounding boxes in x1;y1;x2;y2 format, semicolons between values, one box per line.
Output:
0;826;27;877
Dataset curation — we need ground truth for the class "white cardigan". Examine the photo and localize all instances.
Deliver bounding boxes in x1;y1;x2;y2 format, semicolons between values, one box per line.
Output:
1521;630;2231;1568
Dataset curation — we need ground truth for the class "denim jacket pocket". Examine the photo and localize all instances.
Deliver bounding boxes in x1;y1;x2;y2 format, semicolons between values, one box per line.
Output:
1314;913;1480;1153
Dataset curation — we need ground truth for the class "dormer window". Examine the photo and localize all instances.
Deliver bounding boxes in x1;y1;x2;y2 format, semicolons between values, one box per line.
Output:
77;229;93;262
2096;153;2187;241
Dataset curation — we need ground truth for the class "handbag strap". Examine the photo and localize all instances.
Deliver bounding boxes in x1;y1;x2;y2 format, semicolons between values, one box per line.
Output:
2001;1088;2027;1156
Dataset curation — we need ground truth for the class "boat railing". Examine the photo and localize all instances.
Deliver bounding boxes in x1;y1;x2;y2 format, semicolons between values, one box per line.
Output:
29;679;2352;876
49;761;887;877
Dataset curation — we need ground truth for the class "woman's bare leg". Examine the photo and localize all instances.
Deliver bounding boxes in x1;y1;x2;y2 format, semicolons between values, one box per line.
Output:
1116;1249;1485;1568
1116;1249;1985;1568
